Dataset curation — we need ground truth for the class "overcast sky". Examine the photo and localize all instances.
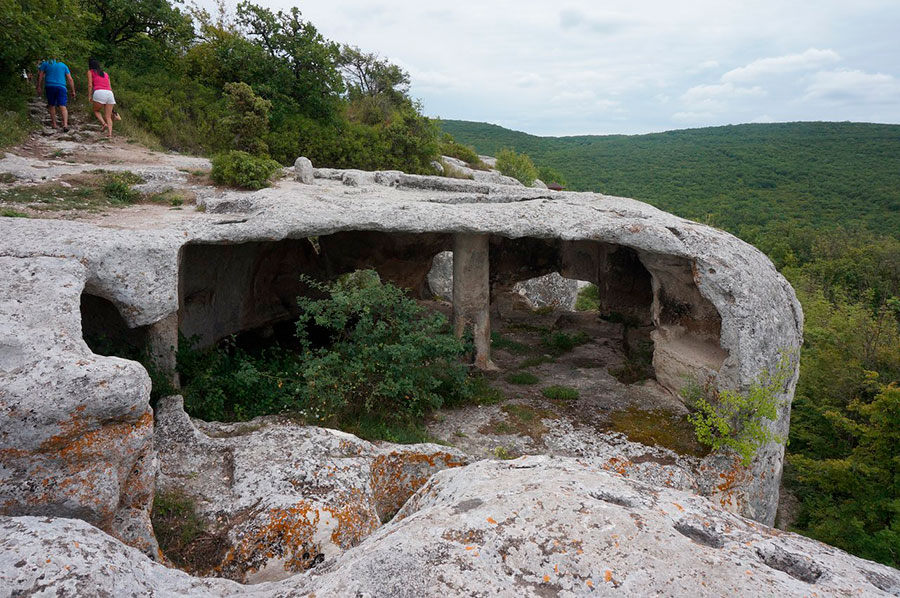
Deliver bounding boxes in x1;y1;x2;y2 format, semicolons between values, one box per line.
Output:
224;0;900;136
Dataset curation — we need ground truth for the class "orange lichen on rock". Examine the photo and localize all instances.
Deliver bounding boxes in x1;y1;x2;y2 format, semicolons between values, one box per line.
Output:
602;457;632;477
218;491;380;581
370;450;466;521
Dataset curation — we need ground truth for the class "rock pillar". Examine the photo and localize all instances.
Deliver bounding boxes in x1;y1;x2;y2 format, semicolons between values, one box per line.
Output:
452;233;496;370
147;313;179;388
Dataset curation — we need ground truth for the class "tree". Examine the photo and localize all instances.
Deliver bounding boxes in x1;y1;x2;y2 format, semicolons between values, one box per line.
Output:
235;2;343;119
222;81;271;155
338;45;409;104
80;0;193;51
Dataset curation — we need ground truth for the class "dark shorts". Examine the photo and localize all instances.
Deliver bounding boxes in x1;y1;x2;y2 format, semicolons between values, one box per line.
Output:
46;86;67;107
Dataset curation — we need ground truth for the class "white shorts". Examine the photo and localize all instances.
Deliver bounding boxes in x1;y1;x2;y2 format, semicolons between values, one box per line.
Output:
92;90;116;105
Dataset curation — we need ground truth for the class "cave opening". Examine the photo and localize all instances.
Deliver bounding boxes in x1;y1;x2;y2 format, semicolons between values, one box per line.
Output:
81;293;151;359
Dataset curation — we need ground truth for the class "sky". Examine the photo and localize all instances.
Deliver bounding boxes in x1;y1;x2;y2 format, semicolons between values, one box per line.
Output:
215;0;900;136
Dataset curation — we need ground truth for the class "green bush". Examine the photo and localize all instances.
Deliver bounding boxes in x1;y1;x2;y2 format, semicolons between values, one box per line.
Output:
210;150;282;190
179;271;473;436
683;351;793;465
542;385;579;400
440;135;482;166
294;272;471;423
496;148;538;186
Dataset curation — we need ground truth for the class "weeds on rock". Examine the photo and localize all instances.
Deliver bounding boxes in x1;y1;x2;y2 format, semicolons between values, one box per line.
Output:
152;490;227;573
611;341;655;384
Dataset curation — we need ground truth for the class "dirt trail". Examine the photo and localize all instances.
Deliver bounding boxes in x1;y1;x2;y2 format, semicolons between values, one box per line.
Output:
1;99;215;225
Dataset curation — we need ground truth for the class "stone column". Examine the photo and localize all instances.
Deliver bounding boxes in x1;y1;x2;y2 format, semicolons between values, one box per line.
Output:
452;233;496;370
147;313;179;388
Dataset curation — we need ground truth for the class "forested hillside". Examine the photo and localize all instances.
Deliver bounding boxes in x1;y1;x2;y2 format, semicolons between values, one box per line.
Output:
444;118;900;568
442;120;900;236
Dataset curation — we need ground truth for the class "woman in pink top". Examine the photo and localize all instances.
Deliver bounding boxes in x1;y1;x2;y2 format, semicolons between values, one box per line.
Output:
87;58;118;138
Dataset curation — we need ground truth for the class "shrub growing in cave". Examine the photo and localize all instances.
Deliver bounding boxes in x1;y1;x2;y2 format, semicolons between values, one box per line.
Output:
178;271;472;440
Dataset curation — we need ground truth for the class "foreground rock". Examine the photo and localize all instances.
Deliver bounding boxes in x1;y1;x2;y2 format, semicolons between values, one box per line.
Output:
0;256;159;558
2;457;898;597
155;396;468;582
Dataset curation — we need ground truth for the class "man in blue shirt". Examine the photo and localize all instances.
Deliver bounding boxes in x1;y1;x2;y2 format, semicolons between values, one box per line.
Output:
37;60;77;132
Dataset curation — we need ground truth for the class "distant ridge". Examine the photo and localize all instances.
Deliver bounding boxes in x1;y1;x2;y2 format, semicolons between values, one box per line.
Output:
440;119;900;236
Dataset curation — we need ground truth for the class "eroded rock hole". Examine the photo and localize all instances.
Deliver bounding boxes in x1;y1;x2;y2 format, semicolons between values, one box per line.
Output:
673;520;724;548
755;544;824;584
80;293;174;400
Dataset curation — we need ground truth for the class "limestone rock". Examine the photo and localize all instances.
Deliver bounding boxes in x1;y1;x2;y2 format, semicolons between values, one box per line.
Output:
2;457;898;597
0;257;158;558
154;396;469;582
513;272;587;310
1;163;802;528
293;156;314;184
531;178;548;189
426;251;454;300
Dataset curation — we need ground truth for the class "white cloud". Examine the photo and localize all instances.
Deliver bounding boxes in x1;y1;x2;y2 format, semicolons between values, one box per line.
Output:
682;82;766;102
722;48;840;82
558;8;631;35
515;73;543;88
803;69;900;104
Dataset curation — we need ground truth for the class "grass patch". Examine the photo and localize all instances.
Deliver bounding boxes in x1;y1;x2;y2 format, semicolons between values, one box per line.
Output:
480;403;557;442
505;322;551;334
0;172;147;212
575;284;599;311
117;116;165;151
505;371;539;385
517;355;555;369
149;188;194;206
465;374;505;406
491;331;532;355
1;209;28;218
541;330;590;356
541;385;579;401
342;414;436;444
152;490;228;574
101;171;144;203
0;173;17;184
441;159;474;180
